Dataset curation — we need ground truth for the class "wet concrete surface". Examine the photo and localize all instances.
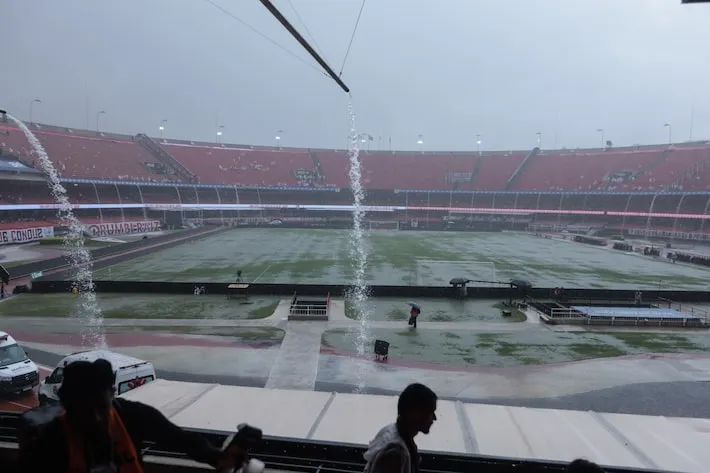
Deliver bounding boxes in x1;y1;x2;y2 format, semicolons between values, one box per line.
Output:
10;330;710;419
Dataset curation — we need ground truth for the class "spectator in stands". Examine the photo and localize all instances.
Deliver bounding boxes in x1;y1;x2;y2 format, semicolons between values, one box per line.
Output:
567;459;605;473
19;359;248;473
363;383;438;473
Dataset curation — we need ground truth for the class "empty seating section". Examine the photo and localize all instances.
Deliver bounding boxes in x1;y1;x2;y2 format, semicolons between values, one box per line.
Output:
38;133;159;181
1;126;159;180
4;122;710;192
440;154;478;189
163;144;312;186
467;153;527;190
682;166;710;191
512;150;662;191
360;153;439;189
314;151;349;187
633;147;710;190
317;152;479;190
0;126;33;163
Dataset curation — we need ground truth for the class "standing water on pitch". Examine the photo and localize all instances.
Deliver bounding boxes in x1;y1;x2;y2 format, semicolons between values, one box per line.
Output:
7;115;107;348
346;101;373;392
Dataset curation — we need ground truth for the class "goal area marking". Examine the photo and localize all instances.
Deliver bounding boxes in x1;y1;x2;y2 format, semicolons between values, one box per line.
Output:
413;259;497;286
368;221;400;230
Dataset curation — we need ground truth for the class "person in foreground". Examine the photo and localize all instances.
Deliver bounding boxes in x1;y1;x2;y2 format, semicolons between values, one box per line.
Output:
19;358;245;473
364;383;438;473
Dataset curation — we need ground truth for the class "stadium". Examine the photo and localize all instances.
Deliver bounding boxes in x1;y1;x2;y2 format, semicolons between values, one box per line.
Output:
2;116;710;471
3;0;710;472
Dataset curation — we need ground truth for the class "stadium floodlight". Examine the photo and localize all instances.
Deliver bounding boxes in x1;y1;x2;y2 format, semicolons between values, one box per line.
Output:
95;110;106;133
597;128;604;149
30;99;41;123
664;123;672;144
159;120;167;139
217;125;225;144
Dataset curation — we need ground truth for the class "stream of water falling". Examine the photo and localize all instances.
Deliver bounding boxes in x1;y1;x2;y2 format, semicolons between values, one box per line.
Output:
346;101;373;392
8;115;107;348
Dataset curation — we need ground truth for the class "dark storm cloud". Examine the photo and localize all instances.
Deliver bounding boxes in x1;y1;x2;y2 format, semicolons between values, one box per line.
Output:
1;0;709;151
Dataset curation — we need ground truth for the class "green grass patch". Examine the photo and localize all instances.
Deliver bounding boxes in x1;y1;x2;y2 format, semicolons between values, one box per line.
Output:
566;343;627;358
342;298;526;323
121;325;284;341
0;293;282;320
608;332;705;352
247;300;280;319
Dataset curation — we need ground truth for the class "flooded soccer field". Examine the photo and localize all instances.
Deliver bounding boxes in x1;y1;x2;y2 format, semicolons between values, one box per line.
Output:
92;228;710;290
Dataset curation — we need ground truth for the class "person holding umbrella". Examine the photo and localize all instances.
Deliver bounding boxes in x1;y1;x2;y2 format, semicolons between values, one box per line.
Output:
407;302;421;328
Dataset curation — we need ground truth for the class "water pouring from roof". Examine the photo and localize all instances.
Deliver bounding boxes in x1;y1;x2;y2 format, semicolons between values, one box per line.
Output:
5;112;107;349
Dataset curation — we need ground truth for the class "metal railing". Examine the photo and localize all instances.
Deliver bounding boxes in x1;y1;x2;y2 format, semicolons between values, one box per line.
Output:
289;305;327;317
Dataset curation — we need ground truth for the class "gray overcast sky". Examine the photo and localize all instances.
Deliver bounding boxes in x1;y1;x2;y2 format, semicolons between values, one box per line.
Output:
2;0;710;151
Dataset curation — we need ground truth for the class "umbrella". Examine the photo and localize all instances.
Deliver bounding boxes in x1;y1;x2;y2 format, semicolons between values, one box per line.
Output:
449;277;471;285
407;302;422;311
510;278;533;289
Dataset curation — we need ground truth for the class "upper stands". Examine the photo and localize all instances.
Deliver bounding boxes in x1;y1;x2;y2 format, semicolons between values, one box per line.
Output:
314;151;525;190
634;146;710;191
471;153;527;190
2;121;710;192
513;149;664;192
161;144;314;186
0;125;166;182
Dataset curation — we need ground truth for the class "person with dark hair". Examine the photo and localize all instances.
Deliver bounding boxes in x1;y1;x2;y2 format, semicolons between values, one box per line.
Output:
567;458;605;473
19;358;250;473
363;383;438;473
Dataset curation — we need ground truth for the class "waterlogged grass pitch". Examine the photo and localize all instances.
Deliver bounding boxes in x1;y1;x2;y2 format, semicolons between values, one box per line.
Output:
0;293;280;320
344;298;526;322
322;329;710;368
91;228;710;290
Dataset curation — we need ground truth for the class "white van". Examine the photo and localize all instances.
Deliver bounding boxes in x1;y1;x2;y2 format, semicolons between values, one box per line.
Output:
0;331;40;396
38;350;156;405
